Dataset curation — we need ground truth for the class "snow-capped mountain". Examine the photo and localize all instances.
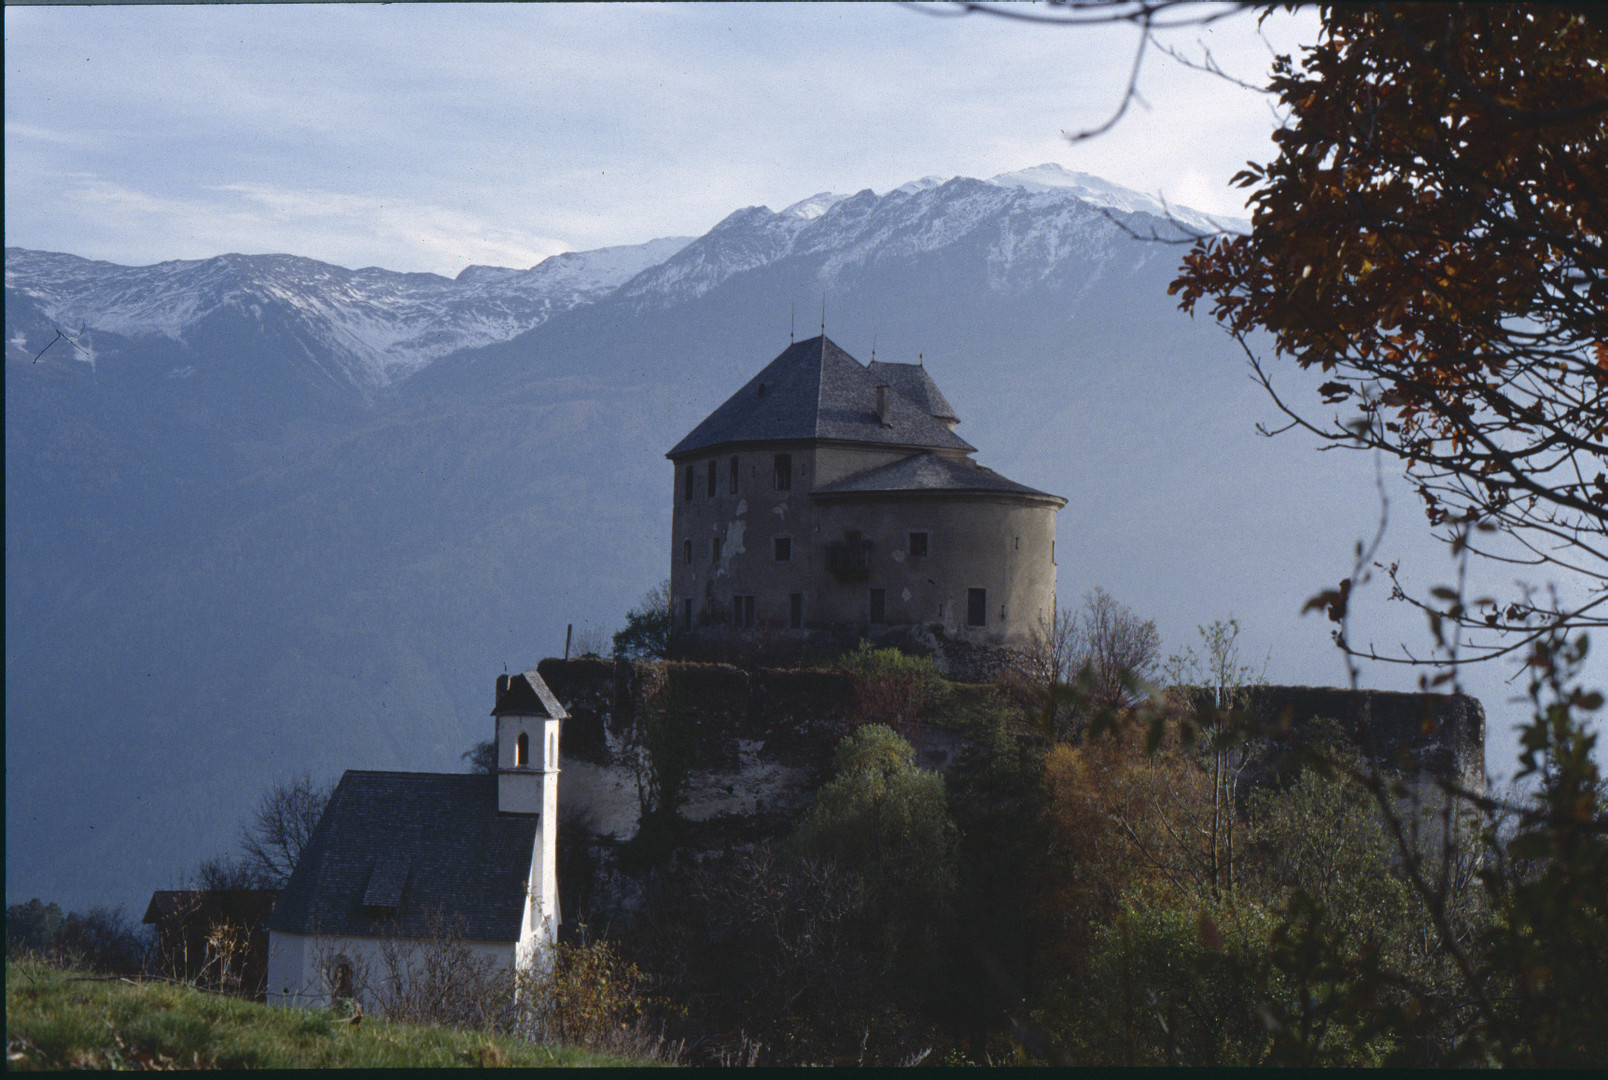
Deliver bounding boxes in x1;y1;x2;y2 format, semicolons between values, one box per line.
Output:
5;165;1240;392
4;235;690;387
613;167;1242;313
988;163;1245;234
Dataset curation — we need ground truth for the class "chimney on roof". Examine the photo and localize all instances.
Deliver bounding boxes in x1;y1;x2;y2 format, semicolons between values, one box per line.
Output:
875;384;890;426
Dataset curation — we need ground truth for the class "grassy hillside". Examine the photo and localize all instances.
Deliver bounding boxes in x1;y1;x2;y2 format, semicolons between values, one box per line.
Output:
4;961;655;1069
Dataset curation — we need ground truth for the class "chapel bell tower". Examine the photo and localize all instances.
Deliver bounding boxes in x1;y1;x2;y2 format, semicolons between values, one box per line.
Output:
492;670;564;946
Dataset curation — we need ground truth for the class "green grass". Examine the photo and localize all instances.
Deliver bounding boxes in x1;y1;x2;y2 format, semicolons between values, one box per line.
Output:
4;960;657;1069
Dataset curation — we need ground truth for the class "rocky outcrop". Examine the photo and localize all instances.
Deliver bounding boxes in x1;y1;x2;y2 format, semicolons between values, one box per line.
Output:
541;658;1486;926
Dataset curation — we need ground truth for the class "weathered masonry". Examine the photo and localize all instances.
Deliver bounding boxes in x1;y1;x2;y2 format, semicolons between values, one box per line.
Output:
668;335;1066;648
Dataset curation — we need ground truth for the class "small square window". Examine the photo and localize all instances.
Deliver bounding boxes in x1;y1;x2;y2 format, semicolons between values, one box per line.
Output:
908;531;929;558
774;536;792;562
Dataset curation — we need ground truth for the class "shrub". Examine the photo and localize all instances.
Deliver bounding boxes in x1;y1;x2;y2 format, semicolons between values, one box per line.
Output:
791;725;958;976
836;641;943;732
51;906;152;976
1047;890;1285;1066
6;898;64;959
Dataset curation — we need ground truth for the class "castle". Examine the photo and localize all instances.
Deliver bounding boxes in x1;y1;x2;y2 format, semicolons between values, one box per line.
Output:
668;335;1065;649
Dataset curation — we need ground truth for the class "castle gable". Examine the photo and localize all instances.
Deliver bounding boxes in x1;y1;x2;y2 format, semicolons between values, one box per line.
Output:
865;360;958;424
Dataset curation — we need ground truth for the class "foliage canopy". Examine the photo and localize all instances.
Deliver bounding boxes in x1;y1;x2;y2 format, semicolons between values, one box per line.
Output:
1173;4;1608;656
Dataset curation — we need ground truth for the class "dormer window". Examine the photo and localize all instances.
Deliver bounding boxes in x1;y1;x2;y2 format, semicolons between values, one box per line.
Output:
515;732;529;767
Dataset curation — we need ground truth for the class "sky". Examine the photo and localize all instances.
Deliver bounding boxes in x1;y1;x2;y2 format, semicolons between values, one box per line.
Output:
5;2;1321;277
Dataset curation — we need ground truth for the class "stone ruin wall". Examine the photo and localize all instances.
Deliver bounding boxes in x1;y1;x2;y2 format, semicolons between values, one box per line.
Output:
1225;684;1486;797
537;658;1485;922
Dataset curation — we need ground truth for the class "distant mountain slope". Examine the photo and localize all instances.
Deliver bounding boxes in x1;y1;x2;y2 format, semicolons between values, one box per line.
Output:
4;236;691;389
611;170;1230;315
4;166;1460;919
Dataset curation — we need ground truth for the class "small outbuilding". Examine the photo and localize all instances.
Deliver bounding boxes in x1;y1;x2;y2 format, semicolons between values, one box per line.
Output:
143;888;279;999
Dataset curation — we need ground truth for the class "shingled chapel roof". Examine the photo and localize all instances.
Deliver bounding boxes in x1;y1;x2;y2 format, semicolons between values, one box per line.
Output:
266;772;536;943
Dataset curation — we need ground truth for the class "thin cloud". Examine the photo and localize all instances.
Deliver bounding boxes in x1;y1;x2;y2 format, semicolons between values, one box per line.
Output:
4;3;1320;273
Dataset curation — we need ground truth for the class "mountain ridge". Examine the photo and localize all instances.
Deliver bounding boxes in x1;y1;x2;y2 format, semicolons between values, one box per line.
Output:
5;164;1242;391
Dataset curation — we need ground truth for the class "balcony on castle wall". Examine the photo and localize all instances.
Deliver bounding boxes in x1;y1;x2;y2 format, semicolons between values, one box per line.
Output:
825;539;872;581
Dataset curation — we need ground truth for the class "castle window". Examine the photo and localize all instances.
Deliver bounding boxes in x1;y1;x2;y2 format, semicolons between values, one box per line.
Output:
683;539;692;565
712;537;722;562
515;732;529;767
773;453;792;491
683;598;693;631
908;531;929;558
790;592;803;629
707;460;717;497
774;536;791;562
732;594;755;628
869;588;886;624
729;456;740;494
967;588;987;627
684;466;694;502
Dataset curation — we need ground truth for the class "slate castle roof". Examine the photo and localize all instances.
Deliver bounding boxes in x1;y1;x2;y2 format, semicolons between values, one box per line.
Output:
266;771;537;943
812;451;1062;504
668;335;975;458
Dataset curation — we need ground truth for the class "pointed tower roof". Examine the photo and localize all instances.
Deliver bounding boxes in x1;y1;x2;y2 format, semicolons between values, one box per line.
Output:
491;670;567;719
667;335;974;458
